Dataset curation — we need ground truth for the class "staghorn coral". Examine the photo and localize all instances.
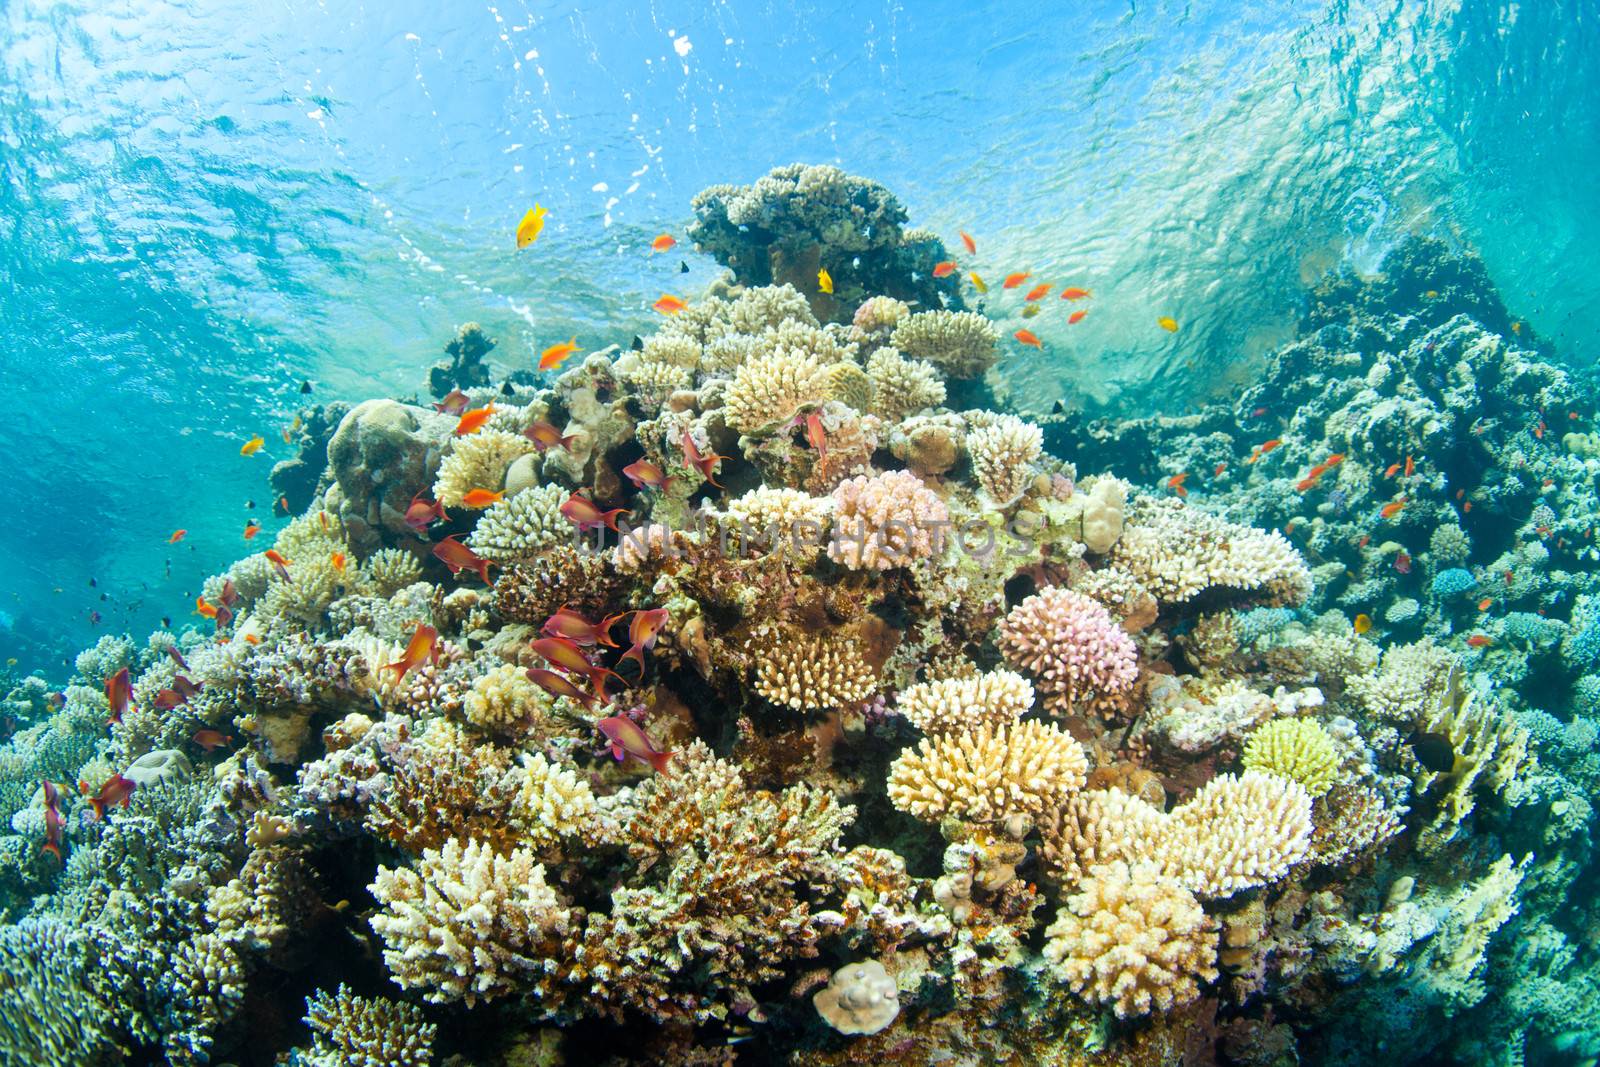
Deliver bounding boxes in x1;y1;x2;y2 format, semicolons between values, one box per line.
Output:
1042;860;1219;1019
886;719;1088;824
0;917;121;1065
997;586;1139;713
895;669;1034;734
302;984;437;1067
1110;498;1312;607
433;429;535;508
1242;717;1341;796
369;835;575;1006
891;309;1000;378
466;483;571;562
750;627;877;711
827;469;950;571
966;413;1043;503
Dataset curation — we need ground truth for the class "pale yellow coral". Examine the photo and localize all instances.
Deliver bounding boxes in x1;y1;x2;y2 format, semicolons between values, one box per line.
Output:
1162;770;1313;897
368;836;573;1006
825;361;874;412
751;628;877;711
1110;498;1311;606
865;347;945;421
511;753;597;850
1042;861;1219;1018
462;662;550;734
723;348;831;433
1243;718;1340;796
1038;787;1169;887
966;414;1042;503
467;483;570;562
890;309;1000;378
433;430;536;508
361;548;424;597
886;720;1088;824
723;486;833;561
896;670;1034;734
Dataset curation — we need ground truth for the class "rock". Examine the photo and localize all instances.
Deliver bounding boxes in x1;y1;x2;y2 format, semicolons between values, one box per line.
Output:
813;959;900;1035
326;399;453;552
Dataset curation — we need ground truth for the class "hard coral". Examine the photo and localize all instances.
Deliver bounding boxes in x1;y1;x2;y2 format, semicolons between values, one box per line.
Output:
1242;718;1341;796
828;469;950;571
887;719;1088;824
997;586;1139;713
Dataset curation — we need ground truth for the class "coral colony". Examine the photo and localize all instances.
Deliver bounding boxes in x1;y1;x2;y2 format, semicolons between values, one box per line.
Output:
0;165;1595;1065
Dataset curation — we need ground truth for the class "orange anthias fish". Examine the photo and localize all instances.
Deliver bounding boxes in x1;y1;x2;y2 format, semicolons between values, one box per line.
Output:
460;489;504;509
1067;309;1088;325
960;231;976;254
1385;462;1402;478
454;405;497;436
1214;463;1227;478
331;552;346;573
932;261;959;278
433;537;493;584
560;491;628;533
243;521;262;540
40;780;65;860
803;411;828;460
540;337;581;371
622;459;671;492
105;667;132;726
1014;329;1042;349
384;623;440;682
191;728;231;753
82;773;137;821
529;635;595;675
433;389;472;416
1466;634;1493;648
1404;455;1415;477
240;436;265;456
405;492;448;534
1478;597;1493;611
618;606;670;676
1002;271;1031;289
1025;283;1051;302
597;715;673;774
523;420;579;453
1166;473;1189;497
651;233;676;252
195;596;218;620
1059;287;1091;301
263;549;293;583
542;606;622;648
681;431;728;488
1380;499;1408;519
168;529;187;544
652;294;688;315
525;667;596;708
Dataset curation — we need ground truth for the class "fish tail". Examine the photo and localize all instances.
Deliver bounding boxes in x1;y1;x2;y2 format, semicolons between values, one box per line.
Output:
618;643;647;677
89;799;105;822
475;560;493;585
40;841;60;860
648;749;674;774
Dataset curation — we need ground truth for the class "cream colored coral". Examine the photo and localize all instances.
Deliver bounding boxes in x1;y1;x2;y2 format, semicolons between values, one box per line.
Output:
813;960;900;1035
1111;498;1311;606
1042;861;1219;1018
511;753;597;850
866;347;945;421
1163;771;1313;897
462;662;548;733
828;469;950;571
967;414;1043;503
467;483;569;562
890;310;1000;378
751;629;877;711
259;553;361;628
361;548;424;597
619;356;693;409
724;486;833;561
433;430;536;508
1243;718;1340;796
887;720;1088;824
368;836;573;1005
850;295;911;344
826;361;874;412
1039;787;1169;887
723;348;831;433
1346;639;1458;724
612;522;682;573
303;984;435;1067
896;670;1034;734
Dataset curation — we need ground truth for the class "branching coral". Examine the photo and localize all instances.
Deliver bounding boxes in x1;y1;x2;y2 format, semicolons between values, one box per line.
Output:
302;984;436;1067
827;469;950;571
891;310;1000;378
997;586;1139;712
865;347;945;421
433;430;535;508
1243;718;1341;796
886;720;1088;824
1042;860;1219;1018
461;662;554;736
1110;498;1312;607
896;670;1034;734
510;752;597;851
1163;771;1314;897
967;413;1043;503
750;627;877;711
723;486;833;561
723;347;831;434
467;483;570;562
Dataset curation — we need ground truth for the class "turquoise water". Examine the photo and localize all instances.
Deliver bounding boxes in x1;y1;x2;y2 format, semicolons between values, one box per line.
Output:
3;2;1600;1064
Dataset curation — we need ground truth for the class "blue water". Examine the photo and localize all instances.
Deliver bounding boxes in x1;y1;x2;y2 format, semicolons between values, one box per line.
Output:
2;0;1597;663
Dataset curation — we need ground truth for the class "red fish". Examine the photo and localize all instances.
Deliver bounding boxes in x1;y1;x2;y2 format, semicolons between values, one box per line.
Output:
622;459;671;492
539;337;581;371
542;606;622;648
172;675;201;700
263;549;293;583
214;601;235;632
1166;473;1188;497
959;231;976;254
1067;309;1088;325
1249;407;1268;418
1002;272;1031;289
1214;463;1227;478
1477;598;1493;611
804;411;828;460
243;521;261;540
460;489;504;508
1404;455;1415;477
530;635;597;676
1385;462;1402;478
219;578;240;609
1324;453;1345;468
1466;634;1493;648
1025;283;1051;302
191;728;231;752
385;624;440;681
1380;499;1408;519
652;294;688;315
105;667;132;726
651;233;677;253
597;715;673;773
41;780;65;860
1014;329;1042;348
525;667;595;708
168;529;187;544
194;597;218;620
82;774;137;821
932;261;958;278
432;537;493;584
166;646;190;672
453;405;497;436
680;431;728;489
153;688;186;711
405;492;448;534
523;420;579;452
433;390;472;416
560;491;627;533
618;607;670;676
1394;551;1412;574
1259;439;1282;455
331;552;347;573
1059;287;1091;301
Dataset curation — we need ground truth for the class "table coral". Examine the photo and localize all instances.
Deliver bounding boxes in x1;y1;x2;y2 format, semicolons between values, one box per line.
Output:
1111;498;1312;607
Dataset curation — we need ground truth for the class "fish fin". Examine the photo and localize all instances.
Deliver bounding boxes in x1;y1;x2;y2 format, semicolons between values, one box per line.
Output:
40;841;60;860
618;644;647;677
648;749;674;774
611;744;626;762
89;799;105;822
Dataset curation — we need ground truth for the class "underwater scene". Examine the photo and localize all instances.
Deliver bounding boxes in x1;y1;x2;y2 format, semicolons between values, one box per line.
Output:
3;0;1600;1063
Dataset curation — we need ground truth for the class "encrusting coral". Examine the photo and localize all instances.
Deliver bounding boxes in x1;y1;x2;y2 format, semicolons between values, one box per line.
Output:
0;169;1575;1067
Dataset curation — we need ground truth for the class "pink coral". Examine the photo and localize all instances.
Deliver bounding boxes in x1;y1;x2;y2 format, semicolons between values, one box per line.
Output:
827;469;950;571
997;586;1138;712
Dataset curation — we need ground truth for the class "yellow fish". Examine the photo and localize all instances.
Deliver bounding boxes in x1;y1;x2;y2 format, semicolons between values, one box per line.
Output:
817;267;833;294
240;436;265;456
516;204;548;249
1158;316;1179;333
1021;304;1041;318
970;271;988;294
1353;613;1373;635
